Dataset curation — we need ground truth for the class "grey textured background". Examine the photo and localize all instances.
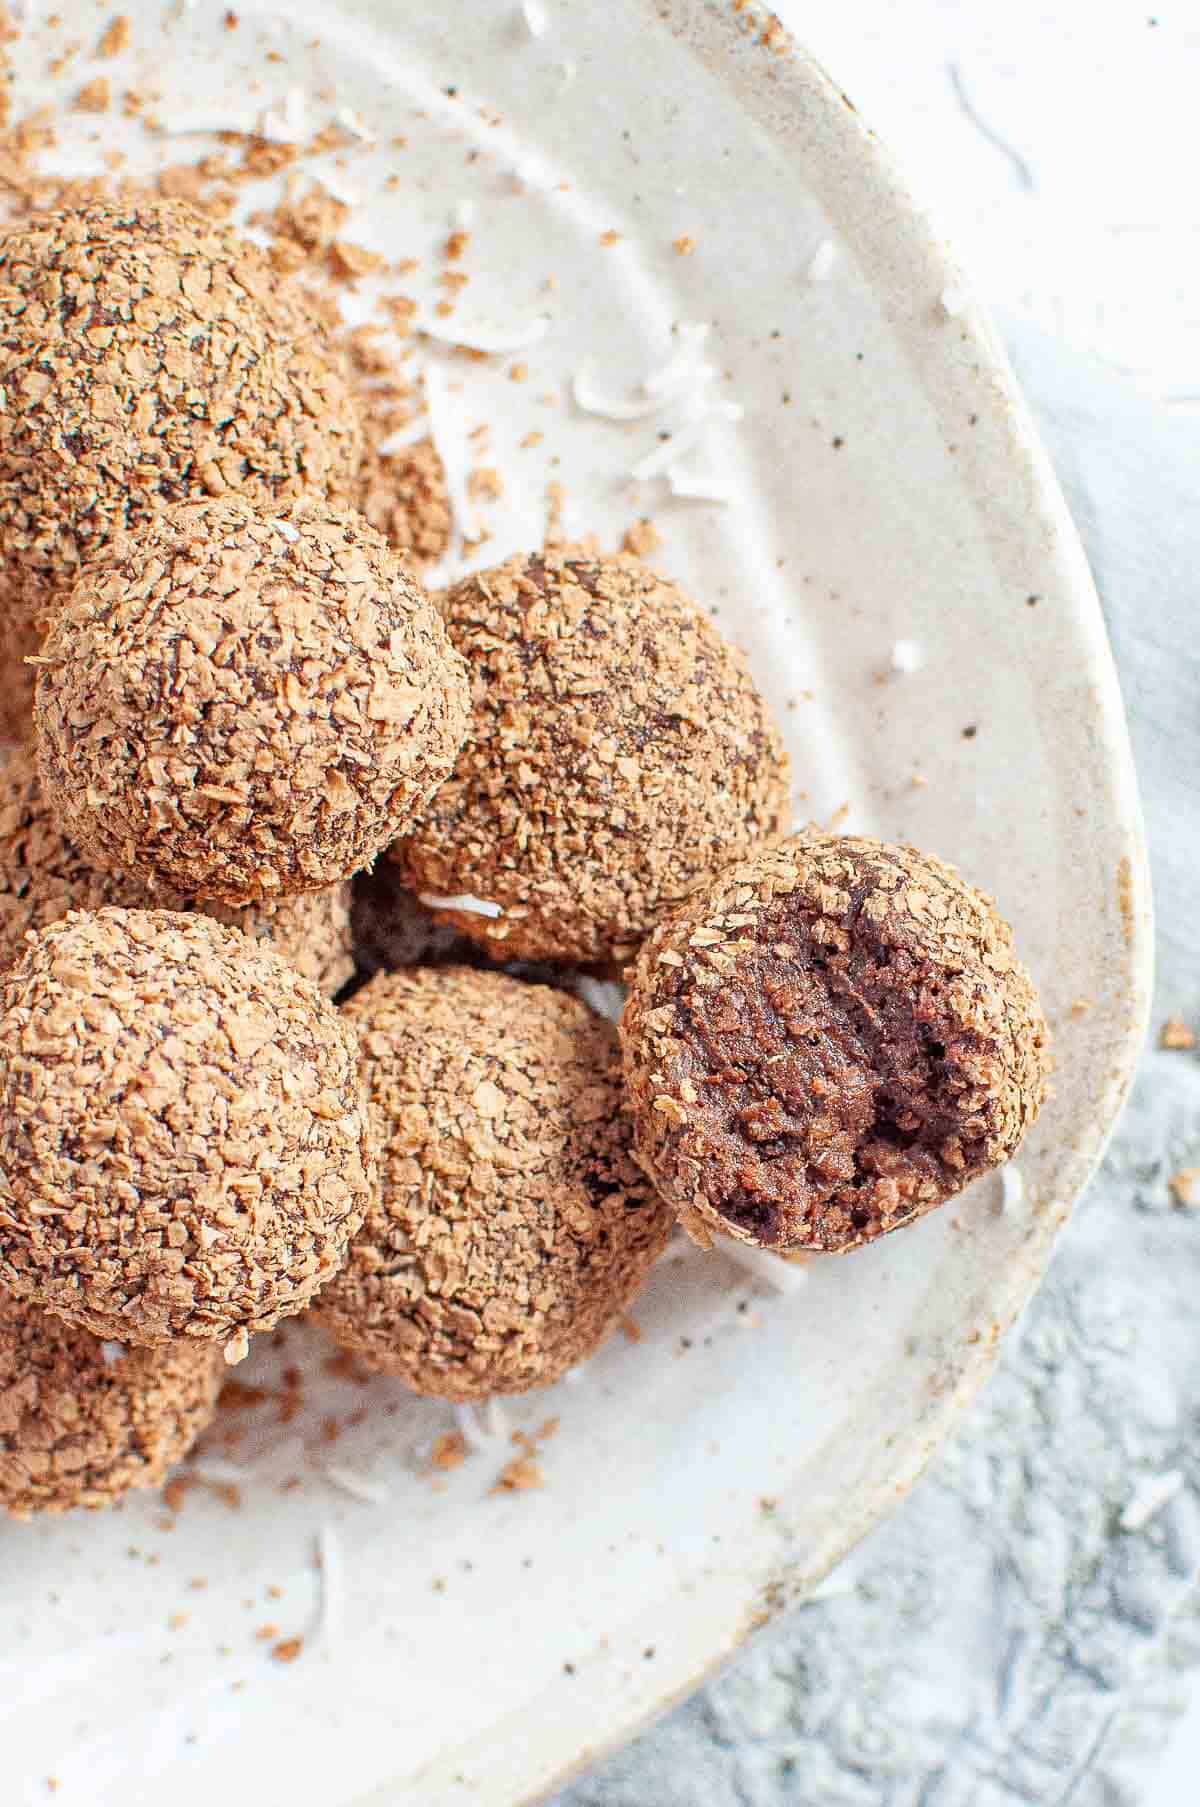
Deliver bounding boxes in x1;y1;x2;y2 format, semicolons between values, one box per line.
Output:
557;332;1200;1806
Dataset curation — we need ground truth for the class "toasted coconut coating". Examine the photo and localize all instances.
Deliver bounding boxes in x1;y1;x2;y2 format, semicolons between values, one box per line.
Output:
35;497;470;904
0;198;362;737
0;908;374;1346
316;966;674;1397
0;1288;222;1517
0;747;353;994
390;548;791;963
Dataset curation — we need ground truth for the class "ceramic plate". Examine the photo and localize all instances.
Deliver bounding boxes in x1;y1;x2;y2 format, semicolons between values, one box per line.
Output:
0;3;1152;1804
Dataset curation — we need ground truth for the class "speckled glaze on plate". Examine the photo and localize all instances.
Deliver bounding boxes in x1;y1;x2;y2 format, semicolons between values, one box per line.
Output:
0;4;1151;1805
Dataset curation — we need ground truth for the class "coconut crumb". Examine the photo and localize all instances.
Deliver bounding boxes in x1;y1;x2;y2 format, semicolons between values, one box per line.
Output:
96;14;130;56
430;1430;468;1471
73;76;110;112
521;0;548;35
621;518;661;558
494;1454;544;1493
940;285;968;318
805;239;836;282
1170;1168;1199;1208
890;638;925;674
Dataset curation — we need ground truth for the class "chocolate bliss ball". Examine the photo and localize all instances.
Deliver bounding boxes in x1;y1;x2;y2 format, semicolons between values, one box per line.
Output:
622;833;1051;1254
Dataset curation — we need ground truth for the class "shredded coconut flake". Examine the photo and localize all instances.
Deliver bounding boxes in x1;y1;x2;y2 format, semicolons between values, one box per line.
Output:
521;0;548;35
419;892;504;919
719;1240;811;1295
572;358;668;422
890;638;925;675
1120;1470;1184;1532
667;469;736;504
423;363;477;551
940;285;968;318
335;105;374;143
157;111;259;138
1000;1164;1025;1212
631;418;713;482
319;172;363;210
317;1525;342;1657
99;1340;126;1367
271;518;300;543
323;1465;389;1506
418;313;550;355
189;1457;249;1486
453;1401;508;1452
573;976;626;1023
483;1396;508;1439
452;198;477;230
806;239;837;283
223;1329;250;1366
642;322;711;398
259;85;307;145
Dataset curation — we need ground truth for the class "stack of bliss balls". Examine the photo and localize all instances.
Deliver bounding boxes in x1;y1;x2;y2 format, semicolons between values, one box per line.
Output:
0;199;1051;1520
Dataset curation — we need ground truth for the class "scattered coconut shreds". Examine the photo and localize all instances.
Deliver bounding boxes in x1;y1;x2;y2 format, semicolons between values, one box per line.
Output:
719;1240;811;1296
484;1396;508;1440
453;1401;508;1454
336;105;374;143
99;1340;126;1367
453;198;477;230
189;1458;250;1487
422;363;477;552
940;286;968;318
890;638;925;674
419;892;504;919
573;975;626;1023
572;358;667;422
805;238;836;283
631;417;713;482
223;1330;251;1366
643;321;710;396
259;85;307;145
1000;1165;1025;1212
157;110;259;137
317;1525;342;1658
271;518;300;543
667;469;736;504
521;0;548;37
418;313;551;355
1120;1470;1185;1533
319;172;363;210
323;1465;389;1507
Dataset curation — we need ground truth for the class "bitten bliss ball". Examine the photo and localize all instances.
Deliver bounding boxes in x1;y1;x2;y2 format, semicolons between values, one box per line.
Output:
0;198;362;739
315;966;675;1398
0;747;354;995
0;909;374;1348
35;498;470;904
622;833;1051;1254
0;1289;223;1518
390;548;791;964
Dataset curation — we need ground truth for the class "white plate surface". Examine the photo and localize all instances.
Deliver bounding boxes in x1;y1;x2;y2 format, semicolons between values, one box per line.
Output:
0;4;1151;1805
